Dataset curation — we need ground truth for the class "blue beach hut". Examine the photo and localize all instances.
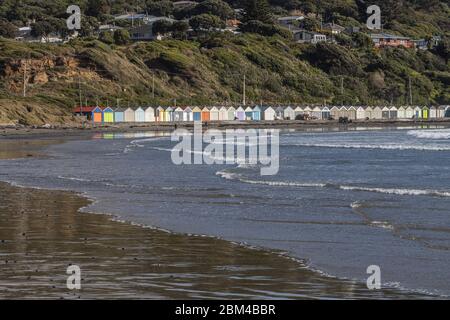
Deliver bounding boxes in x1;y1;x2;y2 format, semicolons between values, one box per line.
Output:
114;108;125;123
252;106;262;121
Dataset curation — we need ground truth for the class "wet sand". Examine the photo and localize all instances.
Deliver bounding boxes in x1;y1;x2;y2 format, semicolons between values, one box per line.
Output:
0;135;433;300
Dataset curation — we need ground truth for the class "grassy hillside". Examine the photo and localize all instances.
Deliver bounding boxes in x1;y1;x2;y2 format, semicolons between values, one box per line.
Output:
0;32;449;124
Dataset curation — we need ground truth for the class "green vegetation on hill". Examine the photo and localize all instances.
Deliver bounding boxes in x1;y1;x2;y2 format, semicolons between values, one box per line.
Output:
0;0;449;124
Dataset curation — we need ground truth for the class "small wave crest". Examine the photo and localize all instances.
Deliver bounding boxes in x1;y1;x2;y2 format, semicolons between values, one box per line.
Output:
407;129;450;140
217;171;450;198
288;142;450;151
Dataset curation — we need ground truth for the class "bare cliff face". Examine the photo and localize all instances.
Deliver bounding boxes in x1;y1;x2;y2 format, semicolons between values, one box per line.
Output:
0;54;104;126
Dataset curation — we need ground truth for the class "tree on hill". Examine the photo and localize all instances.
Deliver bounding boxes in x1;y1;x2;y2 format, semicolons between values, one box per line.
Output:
241;0;273;24
31;21;55;41
189;14;225;32
113;29;130;45
193;0;234;20
0;19;17;38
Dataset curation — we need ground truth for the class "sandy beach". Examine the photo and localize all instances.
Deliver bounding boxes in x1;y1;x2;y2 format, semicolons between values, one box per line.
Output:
0;130;438;299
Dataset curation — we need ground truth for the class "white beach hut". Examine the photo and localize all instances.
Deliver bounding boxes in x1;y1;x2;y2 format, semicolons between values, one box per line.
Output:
331;106;340;119
339;106;348;118
372;106;382;119
405;106;414;119
356;106;366;120
284;106;295;120
389;107;398;119
397;106;406;119
264;107;276;121
303;106;312;118
124;108;135;122
228;107;236;120
144;107;155;122
183;107;193;122
312;106;322;119
210;107;220;121
321;107;331;120
382;106;390;119
245;106;254;120
347;107;357;120
364;106;373;119
294;106;304;119
174;107;184;122
219;107;228;121
414;106;422;119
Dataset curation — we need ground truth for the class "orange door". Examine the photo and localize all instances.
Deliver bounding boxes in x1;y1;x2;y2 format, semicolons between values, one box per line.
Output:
202;112;210;122
93;112;103;123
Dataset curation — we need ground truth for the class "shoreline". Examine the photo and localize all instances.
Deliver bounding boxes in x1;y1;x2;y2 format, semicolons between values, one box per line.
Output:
1;119;450;138
0;130;439;299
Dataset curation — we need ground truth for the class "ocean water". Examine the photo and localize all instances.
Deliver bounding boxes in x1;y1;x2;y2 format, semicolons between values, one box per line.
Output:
1;127;450;297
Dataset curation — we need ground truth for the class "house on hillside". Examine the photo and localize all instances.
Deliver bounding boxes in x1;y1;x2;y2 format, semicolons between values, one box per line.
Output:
322;23;345;35
15;26;63;43
370;33;415;49
293;29;327;44
129;17;176;41
277;16;305;27
173;1;198;9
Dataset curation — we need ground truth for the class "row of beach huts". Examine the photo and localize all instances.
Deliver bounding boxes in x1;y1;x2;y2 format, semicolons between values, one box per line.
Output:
74;105;450;123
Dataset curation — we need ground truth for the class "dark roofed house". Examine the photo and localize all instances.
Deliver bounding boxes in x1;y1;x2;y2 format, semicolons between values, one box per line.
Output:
370;33;415;49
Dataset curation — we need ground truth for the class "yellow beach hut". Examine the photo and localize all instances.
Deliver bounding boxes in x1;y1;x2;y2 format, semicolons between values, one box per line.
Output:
364;106;373;119
422;106;430;120
103;107;114;123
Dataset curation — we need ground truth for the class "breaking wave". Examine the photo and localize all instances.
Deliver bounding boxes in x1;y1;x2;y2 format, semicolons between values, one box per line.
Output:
288;142;450;151
217;171;450;198
407;129;450;140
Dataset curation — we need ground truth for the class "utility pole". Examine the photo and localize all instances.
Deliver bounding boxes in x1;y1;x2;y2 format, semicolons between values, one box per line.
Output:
408;76;413;105
152;74;155;99
23;60;27;98
243;74;246;106
78;74;83;115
